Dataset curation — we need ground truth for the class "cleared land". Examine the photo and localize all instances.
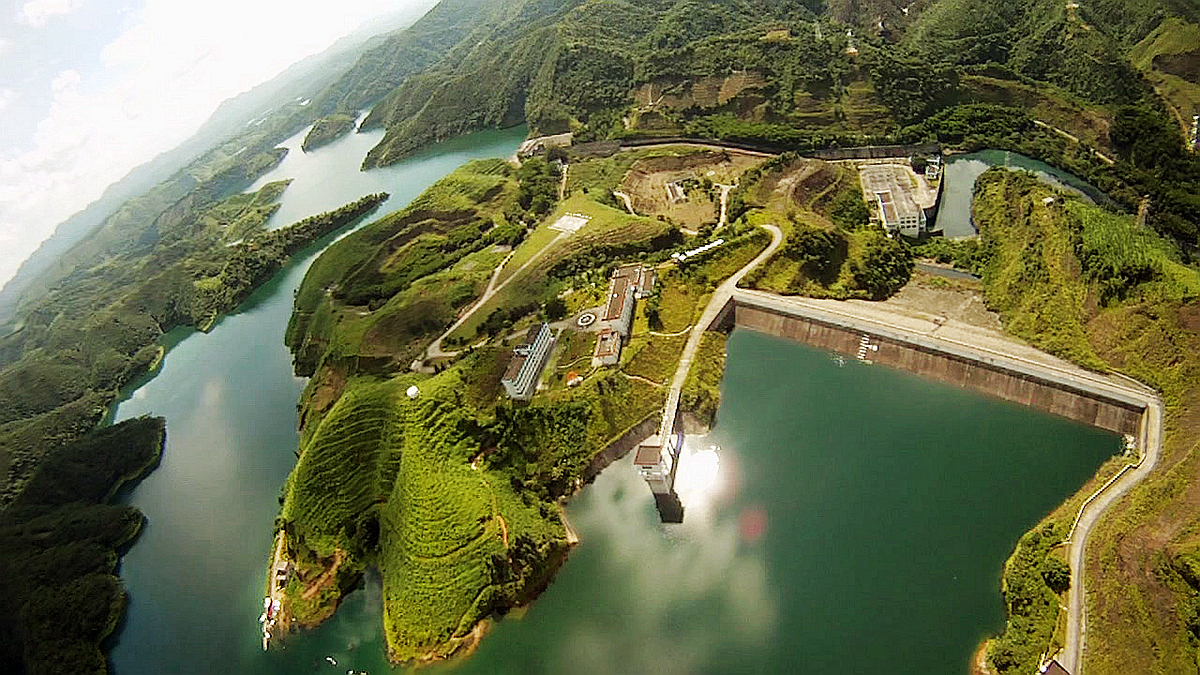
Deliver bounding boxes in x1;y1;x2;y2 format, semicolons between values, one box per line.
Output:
618;150;768;228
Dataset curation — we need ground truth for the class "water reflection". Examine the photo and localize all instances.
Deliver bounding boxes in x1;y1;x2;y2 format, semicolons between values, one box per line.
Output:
557;454;778;675
673;441;724;520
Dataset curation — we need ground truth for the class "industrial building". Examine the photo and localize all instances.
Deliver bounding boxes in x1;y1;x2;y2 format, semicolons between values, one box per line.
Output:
592;264;651;366
501;323;554;400
633;432;682;495
858;164;938;237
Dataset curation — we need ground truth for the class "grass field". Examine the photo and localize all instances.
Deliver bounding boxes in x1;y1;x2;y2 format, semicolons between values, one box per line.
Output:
549;329;597;389
445;194;674;343
622;334;685;385
680;332;728;428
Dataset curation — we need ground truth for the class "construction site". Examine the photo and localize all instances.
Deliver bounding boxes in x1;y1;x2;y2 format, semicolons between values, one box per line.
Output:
617;149;767;228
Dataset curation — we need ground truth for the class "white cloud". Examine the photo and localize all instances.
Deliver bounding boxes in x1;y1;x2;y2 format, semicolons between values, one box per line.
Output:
50;69;80;94
0;89;15;113
17;0;78;27
0;0;435;286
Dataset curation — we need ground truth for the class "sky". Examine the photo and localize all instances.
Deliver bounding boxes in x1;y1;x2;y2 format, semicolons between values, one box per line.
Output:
0;0;435;286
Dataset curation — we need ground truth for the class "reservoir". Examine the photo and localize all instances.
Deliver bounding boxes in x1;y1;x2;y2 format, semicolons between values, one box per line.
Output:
108;128;1118;674
939;150;1110;238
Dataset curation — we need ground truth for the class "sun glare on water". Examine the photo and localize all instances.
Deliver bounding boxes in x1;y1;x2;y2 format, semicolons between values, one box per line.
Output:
674;441;723;513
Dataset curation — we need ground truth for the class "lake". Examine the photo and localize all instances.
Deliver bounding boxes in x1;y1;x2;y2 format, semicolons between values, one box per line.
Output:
108;130;1118;674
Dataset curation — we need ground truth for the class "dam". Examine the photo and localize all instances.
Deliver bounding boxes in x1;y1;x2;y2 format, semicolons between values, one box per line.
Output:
722;292;1145;435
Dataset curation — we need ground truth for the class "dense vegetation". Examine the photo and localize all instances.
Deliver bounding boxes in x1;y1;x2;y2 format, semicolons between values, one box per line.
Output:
961;169;1200;673
0;0;1196;670
329;0;1199;263
0;184;386;674
0;417;165;675
301;113;358;152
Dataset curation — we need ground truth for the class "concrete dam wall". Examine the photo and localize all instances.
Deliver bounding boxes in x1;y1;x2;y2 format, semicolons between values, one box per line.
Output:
725;297;1143;436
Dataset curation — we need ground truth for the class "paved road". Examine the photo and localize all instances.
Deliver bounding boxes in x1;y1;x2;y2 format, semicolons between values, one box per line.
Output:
667;222;783;393
724;288;1163;675
1062;396;1162;674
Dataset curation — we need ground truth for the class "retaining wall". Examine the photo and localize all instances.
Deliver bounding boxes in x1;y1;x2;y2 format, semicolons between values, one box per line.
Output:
730;300;1143;435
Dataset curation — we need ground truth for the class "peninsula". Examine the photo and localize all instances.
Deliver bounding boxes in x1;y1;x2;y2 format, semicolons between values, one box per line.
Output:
0;0;1197;673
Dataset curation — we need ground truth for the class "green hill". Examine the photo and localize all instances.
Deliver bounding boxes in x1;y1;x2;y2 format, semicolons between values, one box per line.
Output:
965;168;1200;673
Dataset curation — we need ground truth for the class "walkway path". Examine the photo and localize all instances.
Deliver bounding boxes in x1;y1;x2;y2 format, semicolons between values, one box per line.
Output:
665;221;783;399
425;234;565;360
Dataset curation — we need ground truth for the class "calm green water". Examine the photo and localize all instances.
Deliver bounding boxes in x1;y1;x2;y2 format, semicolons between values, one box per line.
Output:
109;131;1118;675
939;150;1109;238
107;122;528;675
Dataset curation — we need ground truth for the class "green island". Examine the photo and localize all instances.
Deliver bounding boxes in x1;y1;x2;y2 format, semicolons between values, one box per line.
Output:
0;0;1198;673
302;113;359;152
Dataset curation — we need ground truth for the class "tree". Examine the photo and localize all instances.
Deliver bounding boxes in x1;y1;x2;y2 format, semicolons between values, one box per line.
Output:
544;295;567;321
1040;556;1070;594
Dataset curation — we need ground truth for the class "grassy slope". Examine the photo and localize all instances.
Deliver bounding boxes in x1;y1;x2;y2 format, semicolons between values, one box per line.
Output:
285;160;517;374
1129;17;1200;134
445;194;674;342
379;370;563;661
280;150;719;662
970;168;1200;674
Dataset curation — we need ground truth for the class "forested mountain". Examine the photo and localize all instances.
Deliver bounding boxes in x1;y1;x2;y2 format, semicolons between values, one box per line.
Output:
0;0;1195;672
337;0;1198;250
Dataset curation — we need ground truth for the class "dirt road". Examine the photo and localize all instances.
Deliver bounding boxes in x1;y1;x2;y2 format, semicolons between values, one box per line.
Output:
425;235;564;360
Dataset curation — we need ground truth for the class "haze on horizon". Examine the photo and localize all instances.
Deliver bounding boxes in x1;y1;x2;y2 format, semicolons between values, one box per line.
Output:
0;0;437;288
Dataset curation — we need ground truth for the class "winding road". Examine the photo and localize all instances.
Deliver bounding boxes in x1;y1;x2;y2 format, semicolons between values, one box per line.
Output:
424;234;566;361
1061;394;1162;674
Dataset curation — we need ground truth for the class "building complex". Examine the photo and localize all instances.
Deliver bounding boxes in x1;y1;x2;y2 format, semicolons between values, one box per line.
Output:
501;323;555;400
858;163;939;237
593;264;655;366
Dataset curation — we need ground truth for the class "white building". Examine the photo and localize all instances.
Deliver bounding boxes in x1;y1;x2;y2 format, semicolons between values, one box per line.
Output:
501;323;554;400
633;432;681;495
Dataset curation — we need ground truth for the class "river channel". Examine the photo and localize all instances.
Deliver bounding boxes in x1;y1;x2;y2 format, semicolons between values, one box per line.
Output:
939;149;1111;238
108;129;1118;674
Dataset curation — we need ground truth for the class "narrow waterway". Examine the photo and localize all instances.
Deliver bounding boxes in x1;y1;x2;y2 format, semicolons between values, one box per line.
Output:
939;150;1110;238
107;133;1118;674
107;122;528;675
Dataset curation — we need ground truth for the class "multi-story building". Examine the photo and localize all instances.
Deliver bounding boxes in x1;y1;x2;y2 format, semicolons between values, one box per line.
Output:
501;323;554;400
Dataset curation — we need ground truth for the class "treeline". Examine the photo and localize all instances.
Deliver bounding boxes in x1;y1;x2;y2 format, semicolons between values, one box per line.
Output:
0;416;165;675
192;193;388;325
